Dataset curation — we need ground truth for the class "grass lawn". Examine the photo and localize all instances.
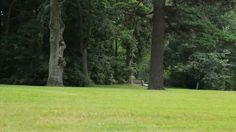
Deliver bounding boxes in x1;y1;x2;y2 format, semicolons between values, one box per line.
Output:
0;85;236;132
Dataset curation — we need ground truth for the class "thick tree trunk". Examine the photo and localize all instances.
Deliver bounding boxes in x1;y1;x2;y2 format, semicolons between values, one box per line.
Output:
47;0;66;86
148;0;165;90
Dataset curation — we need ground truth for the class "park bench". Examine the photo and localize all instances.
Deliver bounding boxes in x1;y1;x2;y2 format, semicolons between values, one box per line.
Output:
131;79;148;87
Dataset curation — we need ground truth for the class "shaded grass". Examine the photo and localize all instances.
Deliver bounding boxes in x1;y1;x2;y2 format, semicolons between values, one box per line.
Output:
0;85;236;132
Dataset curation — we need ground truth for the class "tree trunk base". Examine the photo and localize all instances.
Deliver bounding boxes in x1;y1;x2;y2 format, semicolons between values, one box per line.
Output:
47;78;64;86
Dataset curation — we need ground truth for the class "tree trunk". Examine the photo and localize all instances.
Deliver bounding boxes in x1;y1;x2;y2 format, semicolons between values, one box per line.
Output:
47;0;66;86
126;44;134;83
233;74;236;90
5;0;17;34
78;0;92;85
115;39;118;57
82;48;90;81
79;40;91;85
148;0;165;90
126;44;132;67
232;48;236;90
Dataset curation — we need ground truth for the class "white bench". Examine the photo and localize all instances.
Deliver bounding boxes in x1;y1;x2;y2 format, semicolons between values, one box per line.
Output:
132;80;148;87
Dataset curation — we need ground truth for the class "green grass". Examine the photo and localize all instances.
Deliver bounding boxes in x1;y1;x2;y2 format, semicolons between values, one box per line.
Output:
0;85;236;132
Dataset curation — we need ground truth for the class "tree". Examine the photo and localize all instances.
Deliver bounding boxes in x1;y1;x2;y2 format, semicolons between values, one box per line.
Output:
1;0;236;90
47;0;66;86
148;0;165;90
164;1;236;90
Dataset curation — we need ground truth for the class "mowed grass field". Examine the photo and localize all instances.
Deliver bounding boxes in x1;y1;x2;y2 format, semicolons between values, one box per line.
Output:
0;85;236;132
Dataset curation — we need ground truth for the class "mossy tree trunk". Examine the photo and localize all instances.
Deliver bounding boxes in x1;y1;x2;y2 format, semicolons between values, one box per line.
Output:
47;0;66;86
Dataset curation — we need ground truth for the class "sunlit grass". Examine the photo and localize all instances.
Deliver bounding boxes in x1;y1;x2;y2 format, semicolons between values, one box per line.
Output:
0;85;236;132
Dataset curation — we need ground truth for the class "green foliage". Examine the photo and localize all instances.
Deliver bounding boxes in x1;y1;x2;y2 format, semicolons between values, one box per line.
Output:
0;0;236;90
0;18;48;85
164;3;236;90
64;62;90;86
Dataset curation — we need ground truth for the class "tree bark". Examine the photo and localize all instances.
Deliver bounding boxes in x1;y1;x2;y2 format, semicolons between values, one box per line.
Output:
79;37;91;85
77;0;92;85
47;0;66;86
5;0;17;34
82;48;90;81
148;0;165;90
